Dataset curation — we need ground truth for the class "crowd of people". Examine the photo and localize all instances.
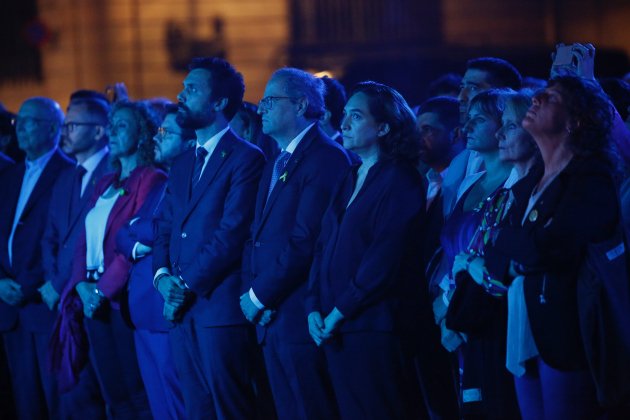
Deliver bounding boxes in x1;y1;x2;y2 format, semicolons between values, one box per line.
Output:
0;42;629;420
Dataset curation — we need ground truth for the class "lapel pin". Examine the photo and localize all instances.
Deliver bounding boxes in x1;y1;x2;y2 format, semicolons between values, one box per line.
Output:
221;150;227;159
279;171;288;183
528;209;538;222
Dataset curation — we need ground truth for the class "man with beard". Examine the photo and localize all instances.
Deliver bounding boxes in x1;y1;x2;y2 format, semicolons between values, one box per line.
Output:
40;90;111;419
153;57;265;420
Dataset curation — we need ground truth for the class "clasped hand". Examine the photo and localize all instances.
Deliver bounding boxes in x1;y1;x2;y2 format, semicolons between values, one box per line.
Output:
0;278;24;306
76;282;105;318
239;293;275;326
38;281;60;311
452;253;485;286
308;307;344;346
157;275;190;322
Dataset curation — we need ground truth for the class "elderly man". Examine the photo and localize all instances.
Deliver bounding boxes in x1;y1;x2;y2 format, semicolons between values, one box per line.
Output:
0;97;73;419
240;68;351;419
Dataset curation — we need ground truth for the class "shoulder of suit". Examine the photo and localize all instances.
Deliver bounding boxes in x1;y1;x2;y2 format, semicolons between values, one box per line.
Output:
53;149;75;169
228;132;265;158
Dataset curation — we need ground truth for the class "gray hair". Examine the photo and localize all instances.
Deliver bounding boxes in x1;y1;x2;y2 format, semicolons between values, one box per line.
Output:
271;68;326;120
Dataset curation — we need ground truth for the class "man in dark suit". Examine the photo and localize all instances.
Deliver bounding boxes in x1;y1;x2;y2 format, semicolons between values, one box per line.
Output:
40;91;111;419
414;96;462;420
240;68;351;419
0;97;74;419
153;57;265;420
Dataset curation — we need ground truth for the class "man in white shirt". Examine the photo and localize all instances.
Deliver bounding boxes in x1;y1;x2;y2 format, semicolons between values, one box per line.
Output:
0;97;73;419
152;57;265;419
240;68;351;419
40;91;111;419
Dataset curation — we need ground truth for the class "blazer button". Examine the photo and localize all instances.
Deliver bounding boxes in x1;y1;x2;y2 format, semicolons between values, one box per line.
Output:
181;232;187;239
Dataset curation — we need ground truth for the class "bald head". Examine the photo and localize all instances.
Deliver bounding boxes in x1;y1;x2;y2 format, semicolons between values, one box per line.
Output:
16;97;64;160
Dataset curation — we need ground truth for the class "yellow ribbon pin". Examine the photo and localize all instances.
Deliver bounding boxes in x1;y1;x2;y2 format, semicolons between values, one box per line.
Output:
279;171;288;182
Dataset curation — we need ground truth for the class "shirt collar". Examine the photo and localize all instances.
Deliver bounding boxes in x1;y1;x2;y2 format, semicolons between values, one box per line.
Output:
284;123;315;154
197;126;230;152
25;147;56;172
80;146;109;173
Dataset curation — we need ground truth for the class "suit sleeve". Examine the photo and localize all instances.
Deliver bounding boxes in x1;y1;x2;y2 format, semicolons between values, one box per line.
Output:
334;176;425;318
251;152;350;307
181;150;265;297
304;232;325;315
98;170;166;299
42;181;62;290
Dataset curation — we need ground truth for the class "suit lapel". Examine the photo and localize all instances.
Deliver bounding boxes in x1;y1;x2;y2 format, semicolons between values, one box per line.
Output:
21;151;67;220
184;131;234;220
256;125;319;234
63;153;111;244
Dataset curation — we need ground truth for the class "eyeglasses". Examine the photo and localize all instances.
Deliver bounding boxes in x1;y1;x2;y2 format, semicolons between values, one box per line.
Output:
258;96;296;111
62;122;101;132
11;116;54;127
155;126;183;141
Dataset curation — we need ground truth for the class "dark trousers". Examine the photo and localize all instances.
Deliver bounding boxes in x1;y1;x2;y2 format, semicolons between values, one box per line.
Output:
3;326;58;420
262;327;338;420
324;331;411;420
134;329;184;420
84;308;151;420
0;336;15;419
59;360;106;420
514;357;599;420
169;319;258;420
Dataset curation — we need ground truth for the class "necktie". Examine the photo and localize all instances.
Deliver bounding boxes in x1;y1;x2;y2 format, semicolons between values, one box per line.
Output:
191;147;208;190
70;165;87;214
267;151;291;198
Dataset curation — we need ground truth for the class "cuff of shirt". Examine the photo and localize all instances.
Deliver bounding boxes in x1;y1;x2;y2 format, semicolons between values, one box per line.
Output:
153;267;170;288
131;242;140;260
249;288;265;310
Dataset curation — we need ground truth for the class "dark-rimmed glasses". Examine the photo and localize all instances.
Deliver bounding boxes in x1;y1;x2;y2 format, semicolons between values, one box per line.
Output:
155;126;183;141
258;96;296;111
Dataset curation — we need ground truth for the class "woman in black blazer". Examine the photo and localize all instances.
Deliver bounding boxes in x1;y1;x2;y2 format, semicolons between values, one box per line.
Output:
466;76;618;419
305;81;426;419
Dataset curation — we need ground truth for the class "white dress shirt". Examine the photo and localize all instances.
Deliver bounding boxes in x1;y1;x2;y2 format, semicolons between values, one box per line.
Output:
7;147;56;266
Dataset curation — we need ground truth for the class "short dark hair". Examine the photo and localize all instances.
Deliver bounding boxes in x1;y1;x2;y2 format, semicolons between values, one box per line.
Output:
417;96;460;132
320;76;347;131
466;57;522;90
427;73;462;98
189;57;245;120
69;90;110;124
69;89;109;105
349;81;421;166
109;100;159;170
